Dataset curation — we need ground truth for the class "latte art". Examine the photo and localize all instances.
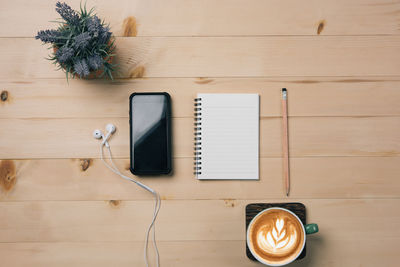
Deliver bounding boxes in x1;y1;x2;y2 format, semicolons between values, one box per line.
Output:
257;218;298;254
248;208;305;265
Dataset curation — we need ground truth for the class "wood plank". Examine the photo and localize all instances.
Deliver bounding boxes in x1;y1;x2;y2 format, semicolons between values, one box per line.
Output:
2;77;400;119
2;36;400;79
1;116;400;159
2;0;400;37
0;199;398;242
0;239;397;267
1;157;399;200
2;1;400;267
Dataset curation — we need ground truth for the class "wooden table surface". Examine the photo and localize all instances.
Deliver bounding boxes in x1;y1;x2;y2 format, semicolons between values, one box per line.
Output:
1;0;400;266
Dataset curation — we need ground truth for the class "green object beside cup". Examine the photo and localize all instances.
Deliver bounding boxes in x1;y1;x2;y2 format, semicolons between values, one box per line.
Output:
305;223;319;234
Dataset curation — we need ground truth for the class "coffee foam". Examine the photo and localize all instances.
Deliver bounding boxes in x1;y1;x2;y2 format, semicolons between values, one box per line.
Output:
248;209;304;265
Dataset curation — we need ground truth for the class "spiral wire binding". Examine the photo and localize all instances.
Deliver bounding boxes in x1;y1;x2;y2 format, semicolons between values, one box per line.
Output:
194;98;202;177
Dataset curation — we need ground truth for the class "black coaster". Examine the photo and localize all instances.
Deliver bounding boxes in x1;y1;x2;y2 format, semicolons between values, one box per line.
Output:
245;203;306;262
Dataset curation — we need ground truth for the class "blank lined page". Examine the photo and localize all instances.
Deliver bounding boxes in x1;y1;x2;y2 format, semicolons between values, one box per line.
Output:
196;94;259;180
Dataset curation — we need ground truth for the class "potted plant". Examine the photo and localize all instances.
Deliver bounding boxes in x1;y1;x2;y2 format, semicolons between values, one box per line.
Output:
35;2;115;79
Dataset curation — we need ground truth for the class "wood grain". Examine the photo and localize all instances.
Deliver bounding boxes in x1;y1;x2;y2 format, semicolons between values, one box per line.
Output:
2;0;400;37
1;157;399;200
1;239;397;267
2;0;400;265
0;199;398;242
1;116;399;159
2;36;400;79
2;77;400;119
0;199;398;266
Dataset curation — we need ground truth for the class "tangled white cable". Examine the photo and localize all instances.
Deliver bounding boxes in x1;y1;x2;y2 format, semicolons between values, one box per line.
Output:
93;124;161;267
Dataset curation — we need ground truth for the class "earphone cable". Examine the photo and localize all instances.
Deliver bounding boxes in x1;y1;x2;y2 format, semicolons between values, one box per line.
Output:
107;145;161;267
99;144;161;267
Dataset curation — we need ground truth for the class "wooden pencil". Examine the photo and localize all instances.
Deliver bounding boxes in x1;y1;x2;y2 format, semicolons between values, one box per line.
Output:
282;88;290;197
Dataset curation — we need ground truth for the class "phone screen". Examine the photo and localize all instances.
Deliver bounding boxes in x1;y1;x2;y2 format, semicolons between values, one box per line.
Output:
129;93;171;175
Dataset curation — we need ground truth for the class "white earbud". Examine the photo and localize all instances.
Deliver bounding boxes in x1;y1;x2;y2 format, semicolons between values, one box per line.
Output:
102;123;116;147
93;129;103;139
93;124;116;147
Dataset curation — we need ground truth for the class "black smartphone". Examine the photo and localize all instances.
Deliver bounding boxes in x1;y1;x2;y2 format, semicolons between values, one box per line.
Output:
129;92;172;175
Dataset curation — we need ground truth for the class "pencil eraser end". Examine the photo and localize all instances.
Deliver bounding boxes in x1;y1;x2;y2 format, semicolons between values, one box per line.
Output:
282;88;287;99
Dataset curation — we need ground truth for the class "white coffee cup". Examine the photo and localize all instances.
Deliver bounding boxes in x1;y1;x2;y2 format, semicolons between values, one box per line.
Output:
247;207;318;266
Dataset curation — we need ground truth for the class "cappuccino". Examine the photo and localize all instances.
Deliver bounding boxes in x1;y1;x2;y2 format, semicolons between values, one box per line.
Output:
247;208;305;266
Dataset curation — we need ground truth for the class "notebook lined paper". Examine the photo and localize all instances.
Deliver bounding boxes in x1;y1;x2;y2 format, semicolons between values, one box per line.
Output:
194;94;259;180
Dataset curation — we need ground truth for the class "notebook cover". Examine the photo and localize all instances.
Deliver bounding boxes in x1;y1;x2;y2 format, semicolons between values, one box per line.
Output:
194;94;259;180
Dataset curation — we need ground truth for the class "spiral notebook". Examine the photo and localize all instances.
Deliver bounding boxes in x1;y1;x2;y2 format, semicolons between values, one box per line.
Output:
194;94;259;180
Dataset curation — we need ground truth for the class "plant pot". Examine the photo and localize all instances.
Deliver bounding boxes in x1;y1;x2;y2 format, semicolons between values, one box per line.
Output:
53;44;114;79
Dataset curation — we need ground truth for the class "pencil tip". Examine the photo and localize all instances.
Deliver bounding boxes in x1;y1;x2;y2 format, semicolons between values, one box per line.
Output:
286;192;289;197
282;88;287;92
